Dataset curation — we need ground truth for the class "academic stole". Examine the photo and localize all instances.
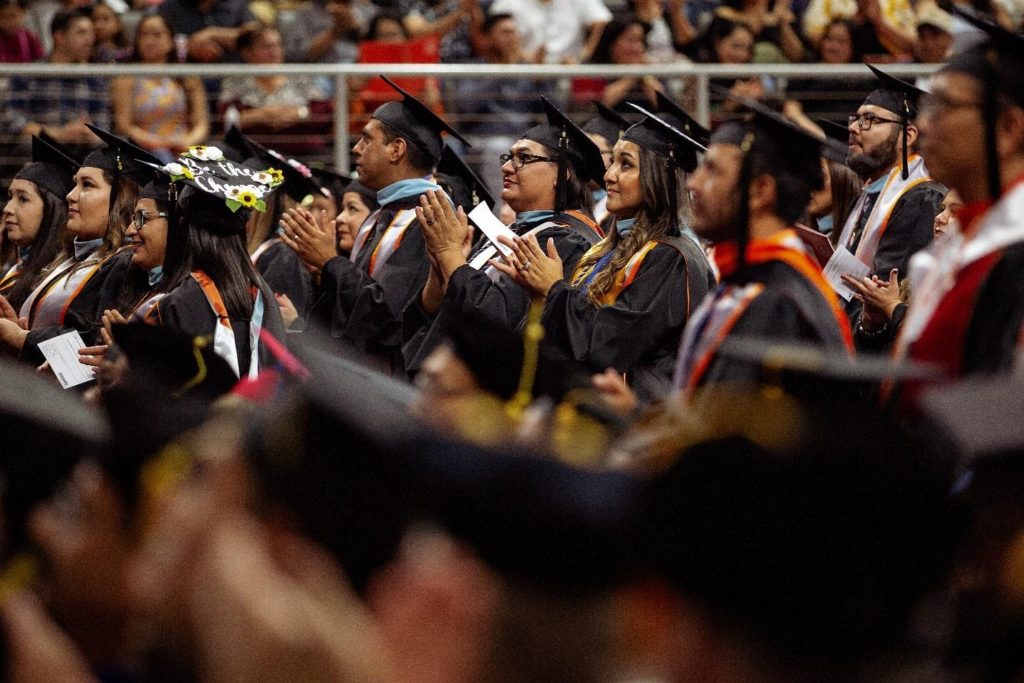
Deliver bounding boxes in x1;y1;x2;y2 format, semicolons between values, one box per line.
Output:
835;155;930;265
0;262;21;294
570;241;660;305
250;237;280;265
21;255;102;328
366;210;418;278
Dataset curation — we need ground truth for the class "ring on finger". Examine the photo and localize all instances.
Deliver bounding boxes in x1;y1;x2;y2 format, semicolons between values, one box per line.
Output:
521;260;532;272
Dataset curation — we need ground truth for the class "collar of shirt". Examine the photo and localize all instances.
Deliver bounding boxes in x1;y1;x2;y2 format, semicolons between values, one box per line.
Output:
375;176;443;208
73;237;104;261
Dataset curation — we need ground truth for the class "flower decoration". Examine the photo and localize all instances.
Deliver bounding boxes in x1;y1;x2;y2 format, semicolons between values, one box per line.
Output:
224;184;266;213
253;169;283;189
186;145;225;162
287;158;312;178
164;162;194;181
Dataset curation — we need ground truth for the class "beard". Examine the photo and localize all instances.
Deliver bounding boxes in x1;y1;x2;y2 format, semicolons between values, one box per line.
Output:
847;127;900;178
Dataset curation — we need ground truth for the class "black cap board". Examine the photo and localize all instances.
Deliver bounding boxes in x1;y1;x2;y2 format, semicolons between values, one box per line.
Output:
38;130;83;164
624;103;705;172
523;96;607;189
435;144;495;210
371;75;470;164
82;123;162;177
223;125;322;202
655;90;711;147
15;136;78;199
309;166;351;200
142;146;282;214
581;102;631;147
919;375;1024;465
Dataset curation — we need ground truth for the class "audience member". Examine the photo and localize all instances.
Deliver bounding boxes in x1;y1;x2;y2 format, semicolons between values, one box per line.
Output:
914;2;954;64
88;0;128;62
279;0;360;64
802;0;916;60
787;19;872;122
716;0;804;62
0;0;44;63
577;13;663;113
158;0;259;63
631;0;695;61
403;0;482;62
110;14;210;162
487;0;613;64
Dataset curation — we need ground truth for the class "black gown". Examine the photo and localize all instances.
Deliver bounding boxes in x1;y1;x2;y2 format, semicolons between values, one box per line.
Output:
308;196;430;374
543;236;715;402
147;272;286;378
402;211;603;377
676;255;853;394
21;251;132;367
253;237;314;322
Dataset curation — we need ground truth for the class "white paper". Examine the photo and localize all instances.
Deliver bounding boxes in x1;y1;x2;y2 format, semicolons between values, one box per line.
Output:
822;246;872;301
467;202;517;257
37;330;95;389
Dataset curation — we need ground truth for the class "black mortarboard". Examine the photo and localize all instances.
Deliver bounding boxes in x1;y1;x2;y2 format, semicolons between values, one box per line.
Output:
38;130;84;165
82;123;161;177
523;97;608;203
639;420;955;665
223;126;320;203
435;144;495;210
581;102;630;147
372;75;470;164
918;375;1024;465
14;136;78;199
816;118;855;165
0;360;109;558
309;166;351;201
624;103;705;171
655;90;711;148
939;1;1024;199
863;63;926;180
144;146;282;215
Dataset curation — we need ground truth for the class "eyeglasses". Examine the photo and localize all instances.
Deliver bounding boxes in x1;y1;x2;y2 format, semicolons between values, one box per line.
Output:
133;209;168;231
499;152;556;169
847;112;903;130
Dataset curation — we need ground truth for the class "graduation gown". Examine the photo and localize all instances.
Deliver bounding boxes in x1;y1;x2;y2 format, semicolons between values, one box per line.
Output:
308;195;436;374
890;180;1024;409
20;249;132;367
252;236;314;321
542;235;715;402
674;230;854;395
146;270;286;379
402;210;603;377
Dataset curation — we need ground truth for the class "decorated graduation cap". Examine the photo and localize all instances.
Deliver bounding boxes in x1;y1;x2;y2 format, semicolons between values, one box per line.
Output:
223;125;320;203
581;102;631;148
655;90;711;148
435;144;495;210
15;135;79;199
523;96;608;210
862;63;927;180
372;75;470;164
939;1;1024;199
150;145;283;215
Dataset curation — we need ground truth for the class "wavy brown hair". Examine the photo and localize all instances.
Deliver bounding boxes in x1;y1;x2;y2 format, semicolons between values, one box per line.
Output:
574;145;687;306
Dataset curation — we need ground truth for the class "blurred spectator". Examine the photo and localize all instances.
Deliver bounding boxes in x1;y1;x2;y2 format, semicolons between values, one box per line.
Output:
802;0;916;60
451;12;549;204
6;8;108;143
403;0;482;62
716;0;804;62
23;0;79;56
366;8;408;42
630;0;695;60
279;0;361;63
88;0;129;62
110;14;210;162
219;25;330;157
787;19;871;122
575;13;663;112
688;17;766;121
0;0;43;62
487;0;612;64
914;2;953;63
158;0;259;63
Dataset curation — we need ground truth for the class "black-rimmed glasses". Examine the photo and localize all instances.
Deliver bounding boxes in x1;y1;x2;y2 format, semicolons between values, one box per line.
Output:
847;112;903;130
499;152;557;169
133;210;168;231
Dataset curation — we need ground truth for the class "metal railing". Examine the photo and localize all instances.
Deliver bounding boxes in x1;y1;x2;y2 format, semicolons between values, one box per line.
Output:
0;62;940;175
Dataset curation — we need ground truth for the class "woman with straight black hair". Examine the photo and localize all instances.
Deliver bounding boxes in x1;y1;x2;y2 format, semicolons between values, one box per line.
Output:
494;110;716;401
145;150;285;379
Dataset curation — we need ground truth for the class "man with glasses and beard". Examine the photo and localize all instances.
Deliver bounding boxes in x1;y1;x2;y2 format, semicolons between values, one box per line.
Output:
829;65;944;327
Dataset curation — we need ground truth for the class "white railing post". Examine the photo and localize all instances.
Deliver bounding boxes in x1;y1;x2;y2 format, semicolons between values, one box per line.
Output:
334;73;350;173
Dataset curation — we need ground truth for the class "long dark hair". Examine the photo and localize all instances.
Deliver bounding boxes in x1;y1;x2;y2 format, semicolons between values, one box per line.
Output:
826;160;862;246
587;12;647;65
574;145;685;305
162;187;275;320
5;177;69;309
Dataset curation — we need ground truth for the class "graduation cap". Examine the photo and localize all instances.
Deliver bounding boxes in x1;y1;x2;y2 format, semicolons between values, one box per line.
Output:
0;359;109;558
223;125;321;203
637;405;956;665
14;136;78;199
82;123;162;177
624;103;706;171
939;0;1024;199
38;130;84;165
523;97;608;207
434;144;495;210
309;165;351;201
581;102;631;148
372;75;470;164
918;375;1024;466
655;90;711;148
145;146;283;214
862;63;927;180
